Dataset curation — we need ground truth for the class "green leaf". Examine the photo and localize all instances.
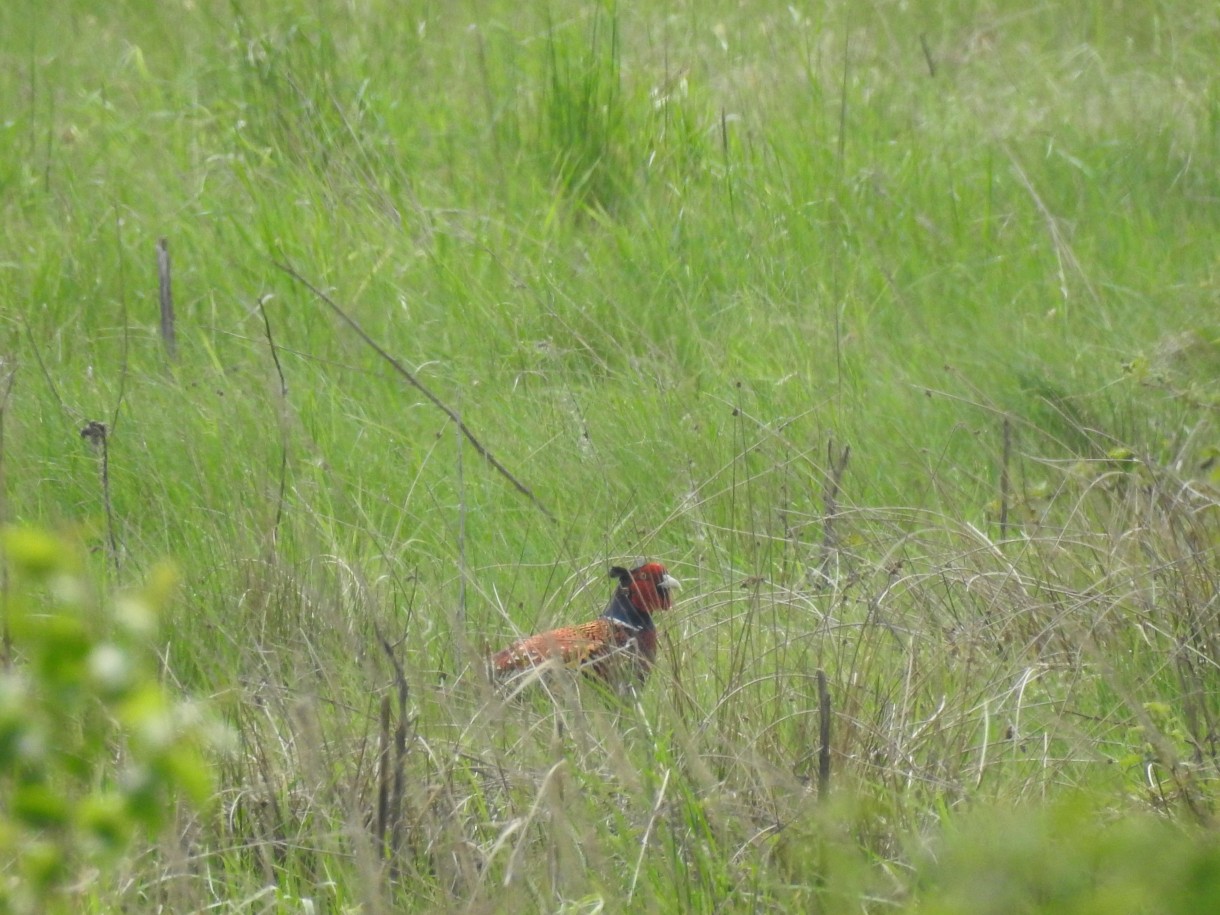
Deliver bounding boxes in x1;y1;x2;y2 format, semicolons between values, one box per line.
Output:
1;527;68;578
78;793;135;854
11;782;71;829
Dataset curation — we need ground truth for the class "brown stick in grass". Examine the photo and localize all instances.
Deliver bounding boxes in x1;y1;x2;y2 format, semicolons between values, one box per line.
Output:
275;262;555;523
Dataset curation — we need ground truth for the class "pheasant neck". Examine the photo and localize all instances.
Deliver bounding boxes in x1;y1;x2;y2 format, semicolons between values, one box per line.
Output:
601;589;655;631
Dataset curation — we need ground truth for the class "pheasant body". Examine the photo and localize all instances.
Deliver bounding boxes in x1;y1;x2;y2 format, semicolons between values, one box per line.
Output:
491;562;679;686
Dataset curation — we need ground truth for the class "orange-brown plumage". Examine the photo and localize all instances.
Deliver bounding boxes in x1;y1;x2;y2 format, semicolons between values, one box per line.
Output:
491;562;680;686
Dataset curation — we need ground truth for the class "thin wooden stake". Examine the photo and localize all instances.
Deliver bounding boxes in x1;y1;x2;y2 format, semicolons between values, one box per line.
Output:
0;367;16;662
80;421;120;573
157;238;177;361
816;440;851;586
375;624;411;882
376;694;392;858
817;668;832;801
255;298;288;546
919;34;937;77
999;415;1012;540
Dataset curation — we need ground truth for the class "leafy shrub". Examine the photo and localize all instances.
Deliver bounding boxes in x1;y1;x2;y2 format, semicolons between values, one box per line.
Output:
0;528;221;914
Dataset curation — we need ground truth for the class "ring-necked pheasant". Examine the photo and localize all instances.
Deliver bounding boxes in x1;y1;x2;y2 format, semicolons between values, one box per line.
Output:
491;562;680;687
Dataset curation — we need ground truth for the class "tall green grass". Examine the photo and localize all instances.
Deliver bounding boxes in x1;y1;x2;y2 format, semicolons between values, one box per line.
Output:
2;0;1219;910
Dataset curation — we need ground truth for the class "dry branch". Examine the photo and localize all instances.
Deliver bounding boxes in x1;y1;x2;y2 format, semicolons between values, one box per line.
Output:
275;262;555;522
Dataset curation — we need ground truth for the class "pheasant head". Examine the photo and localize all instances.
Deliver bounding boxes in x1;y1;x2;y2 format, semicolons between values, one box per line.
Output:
604;561;681;626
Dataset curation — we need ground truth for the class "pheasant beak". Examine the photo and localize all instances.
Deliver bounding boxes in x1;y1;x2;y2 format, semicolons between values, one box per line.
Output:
659;573;681;593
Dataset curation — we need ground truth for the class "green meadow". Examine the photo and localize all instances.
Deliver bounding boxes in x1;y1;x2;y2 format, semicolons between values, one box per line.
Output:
3;0;1219;910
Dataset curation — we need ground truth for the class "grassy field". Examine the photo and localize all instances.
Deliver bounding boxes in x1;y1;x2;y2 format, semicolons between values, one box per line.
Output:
3;0;1220;910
